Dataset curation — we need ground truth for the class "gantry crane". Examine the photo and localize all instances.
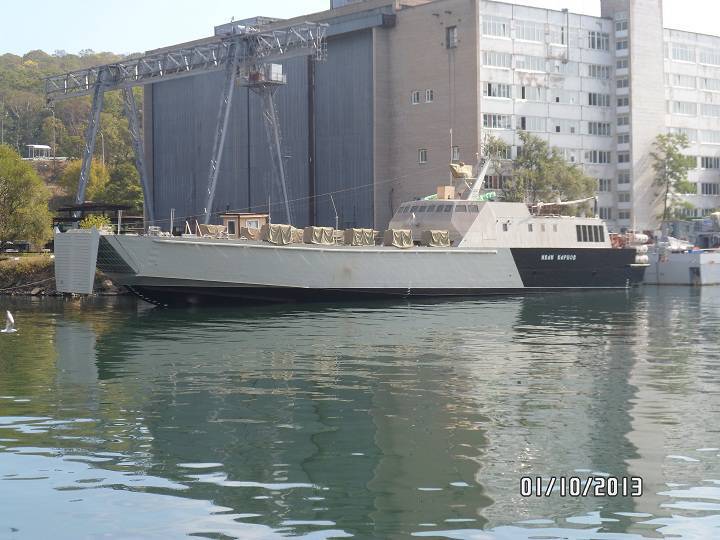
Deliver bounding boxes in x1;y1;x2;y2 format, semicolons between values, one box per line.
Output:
45;19;328;225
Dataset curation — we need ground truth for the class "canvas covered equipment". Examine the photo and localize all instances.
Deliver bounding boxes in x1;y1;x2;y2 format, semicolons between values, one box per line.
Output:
240;226;261;240
197;224;226;237
261;224;294;245
303;226;335;245
383;229;413;248
421;230;451;247
344;228;375;246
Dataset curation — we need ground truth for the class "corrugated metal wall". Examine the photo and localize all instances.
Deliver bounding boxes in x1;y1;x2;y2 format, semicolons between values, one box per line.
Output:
149;30;374;229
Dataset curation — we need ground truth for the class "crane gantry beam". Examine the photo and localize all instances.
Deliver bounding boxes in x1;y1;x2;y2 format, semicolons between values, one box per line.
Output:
45;21;328;227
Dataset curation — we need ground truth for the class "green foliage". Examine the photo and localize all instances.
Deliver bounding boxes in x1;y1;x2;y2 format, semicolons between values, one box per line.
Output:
102;161;143;213
650;133;697;223
503;132;596;212
79;214;111;230
57;159;110;202
481;134;511;176
0;144;52;246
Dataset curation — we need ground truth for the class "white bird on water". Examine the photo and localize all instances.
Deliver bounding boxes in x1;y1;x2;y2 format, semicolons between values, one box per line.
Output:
2;311;16;334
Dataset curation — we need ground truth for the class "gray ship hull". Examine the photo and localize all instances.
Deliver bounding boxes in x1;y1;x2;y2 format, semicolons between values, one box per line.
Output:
90;235;643;306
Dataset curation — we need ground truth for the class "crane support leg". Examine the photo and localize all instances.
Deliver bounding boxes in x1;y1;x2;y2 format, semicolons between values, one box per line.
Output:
258;88;292;225
122;88;155;224
203;43;239;224
76;74;106;207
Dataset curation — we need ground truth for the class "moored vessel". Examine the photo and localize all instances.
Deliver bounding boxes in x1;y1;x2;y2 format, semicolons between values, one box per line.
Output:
54;165;647;306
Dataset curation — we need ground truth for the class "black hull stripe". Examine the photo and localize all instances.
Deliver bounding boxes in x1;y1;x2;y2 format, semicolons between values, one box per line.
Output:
128;284;641;307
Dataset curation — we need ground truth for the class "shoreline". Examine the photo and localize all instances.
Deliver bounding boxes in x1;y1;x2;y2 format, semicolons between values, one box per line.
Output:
0;254;127;297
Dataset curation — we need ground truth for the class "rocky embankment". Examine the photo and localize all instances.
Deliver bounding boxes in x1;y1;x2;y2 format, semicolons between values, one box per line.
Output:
0;255;125;296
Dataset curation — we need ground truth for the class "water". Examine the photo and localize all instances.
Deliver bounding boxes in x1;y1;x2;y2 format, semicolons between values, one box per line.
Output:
0;289;719;539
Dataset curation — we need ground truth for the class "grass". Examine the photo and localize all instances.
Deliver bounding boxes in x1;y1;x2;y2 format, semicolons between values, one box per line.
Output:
0;254;55;292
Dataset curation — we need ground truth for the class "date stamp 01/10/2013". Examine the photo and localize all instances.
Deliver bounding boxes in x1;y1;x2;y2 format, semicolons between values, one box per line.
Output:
520;476;643;498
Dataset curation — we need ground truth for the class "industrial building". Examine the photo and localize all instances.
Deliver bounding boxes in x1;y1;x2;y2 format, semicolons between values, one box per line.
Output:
143;0;720;232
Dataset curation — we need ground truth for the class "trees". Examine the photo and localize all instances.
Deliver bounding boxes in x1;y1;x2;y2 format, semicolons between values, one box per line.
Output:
0;145;52;246
57;159;110;203
650;133;697;223
103;162;143;212
503;131;596;209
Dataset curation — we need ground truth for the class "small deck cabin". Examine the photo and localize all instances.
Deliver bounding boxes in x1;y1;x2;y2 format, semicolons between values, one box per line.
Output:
221;213;269;238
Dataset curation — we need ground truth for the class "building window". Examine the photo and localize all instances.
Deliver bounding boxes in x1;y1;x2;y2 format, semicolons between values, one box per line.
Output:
617;58;629;69
451;146;460;162
553;119;578;134
671;101;697;115
485;175;510;189
618;192;631;202
519;85;545;101
482;16;509;38
616;39;629;51
599;207;613;220
618;210;631;220
588;31;610;50
700;78;720;91
585;150;612;164
425;89;434;103
598;178;612;192
549;25;565;45
483;82;511;98
618;171;631;184
671;74;696;88
515;20;544;42
615;20;628;32
671;43;695;63
519;116;545;132
618;133;630;144
587;64;611;79
701;183;720;195
701;130;720;144
701;156;720;169
418;148;428;164
588;93;610;107
618;151;630;163
483;113;511;129
515;55;545;72
669;127;697;142
617;115;630;126
446;26;458;48
701;104;720;118
617;77;629;89
700;48;720;66
617;96;629;107
482;51;511;68
588;122;611;136
558;148;579;163
410;90;421;104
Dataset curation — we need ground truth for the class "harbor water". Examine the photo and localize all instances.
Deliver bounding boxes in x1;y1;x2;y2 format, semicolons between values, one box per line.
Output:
0;289;719;539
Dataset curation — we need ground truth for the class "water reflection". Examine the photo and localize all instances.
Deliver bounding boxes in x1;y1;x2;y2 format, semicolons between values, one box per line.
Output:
0;290;718;538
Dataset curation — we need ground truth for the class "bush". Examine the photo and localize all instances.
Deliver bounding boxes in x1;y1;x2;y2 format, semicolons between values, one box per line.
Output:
79;214;112;230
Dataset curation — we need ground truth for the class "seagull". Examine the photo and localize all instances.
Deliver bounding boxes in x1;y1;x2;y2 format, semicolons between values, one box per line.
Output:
2;311;16;334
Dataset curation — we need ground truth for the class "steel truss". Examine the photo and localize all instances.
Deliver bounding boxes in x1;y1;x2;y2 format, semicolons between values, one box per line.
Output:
45;22;328;226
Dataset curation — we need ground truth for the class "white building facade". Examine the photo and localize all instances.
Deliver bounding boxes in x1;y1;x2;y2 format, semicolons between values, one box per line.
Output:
471;0;720;231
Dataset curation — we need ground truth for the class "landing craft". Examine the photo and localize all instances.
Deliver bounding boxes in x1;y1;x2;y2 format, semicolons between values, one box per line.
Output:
54;162;648;306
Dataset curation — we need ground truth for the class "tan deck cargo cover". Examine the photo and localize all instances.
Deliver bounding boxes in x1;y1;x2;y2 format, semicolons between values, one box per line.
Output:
383;229;413;248
344;228;375;246
421;230;451;247
291;227;303;243
261;223;294;245
240;226;261;240
197;224;226;237
303;226;335;245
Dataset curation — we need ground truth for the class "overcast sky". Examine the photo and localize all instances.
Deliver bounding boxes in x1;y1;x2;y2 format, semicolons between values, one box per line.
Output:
0;0;715;56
